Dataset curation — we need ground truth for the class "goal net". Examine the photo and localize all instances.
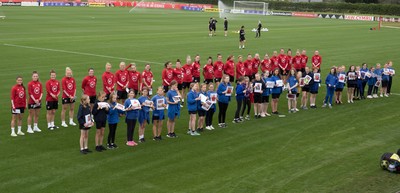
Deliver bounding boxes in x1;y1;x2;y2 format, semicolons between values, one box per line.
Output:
232;1;268;15
379;16;400;29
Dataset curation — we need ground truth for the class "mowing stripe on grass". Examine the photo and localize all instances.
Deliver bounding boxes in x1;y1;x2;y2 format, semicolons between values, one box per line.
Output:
3;43;163;65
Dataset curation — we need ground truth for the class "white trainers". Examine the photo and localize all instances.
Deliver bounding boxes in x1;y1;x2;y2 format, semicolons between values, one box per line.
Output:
322;103;327;108
61;123;68;128
27;128;34;134
33;127;42;132
17;131;25;136
328;104;332;108
367;95;373;99
210;125;215;130
11;132;17;137
69;121;77;126
191;131;201;136
205;126;212;131
380;94;383;97
384;94;389;97
373;94;378;98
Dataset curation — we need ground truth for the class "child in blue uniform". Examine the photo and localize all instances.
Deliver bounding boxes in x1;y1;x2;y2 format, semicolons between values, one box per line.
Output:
322;67;338;108
360;63;369;99
287;69;298;113
217;75;232;128
241;76;252;120
309;67;319;108
124;89;140;146
151;87;167;140
271;68;283;115
366;66;376;98
196;83;208;132
107;92;124;149
381;63;390;97
374;64;383;98
335;65;346;104
166;81;181;138
187;83;201;136
138;87;153;142
233;76;245;123
262;71;271;116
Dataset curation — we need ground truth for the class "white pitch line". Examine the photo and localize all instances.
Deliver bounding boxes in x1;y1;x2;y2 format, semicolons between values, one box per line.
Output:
3;43;163;65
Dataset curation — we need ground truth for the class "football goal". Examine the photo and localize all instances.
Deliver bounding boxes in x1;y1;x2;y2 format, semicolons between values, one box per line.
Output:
232;1;268;15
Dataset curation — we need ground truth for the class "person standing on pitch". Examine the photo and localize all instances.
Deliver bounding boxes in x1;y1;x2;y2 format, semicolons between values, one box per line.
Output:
224;17;228;37
255;20;262;38
239;26;245;49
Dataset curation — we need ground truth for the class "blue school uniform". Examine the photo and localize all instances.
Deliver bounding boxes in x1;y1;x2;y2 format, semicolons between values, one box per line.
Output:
382;68;390;82
336;72;346;89
187;90;198;112
138;96;151;125
262;77;271;96
236;84;245;101
207;91;217;112
167;90;181;120
217;82;232;104
124;98;139;121
287;75;298;93
324;73;338;104
270;75;282;94
108;102;124;124
151;95;166;120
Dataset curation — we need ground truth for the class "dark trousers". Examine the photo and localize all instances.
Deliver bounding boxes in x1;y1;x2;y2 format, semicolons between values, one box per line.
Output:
205;110;214;126
235;99;243;119
373;86;378;94
367;85;373;95
218;102;229;124
324;87;335;105
108;123;117;144
126;119;137;141
241;97;251;116
388;76;393;94
361;81;367;97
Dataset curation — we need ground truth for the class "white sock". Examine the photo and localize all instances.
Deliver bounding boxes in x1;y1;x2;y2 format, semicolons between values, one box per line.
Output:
11;128;15;133
18;126;22;132
51;122;54;127
28;125;32;129
48;122;51;128
62;121;66;125
34;123;38;127
182;99;184;102
69;118;73;123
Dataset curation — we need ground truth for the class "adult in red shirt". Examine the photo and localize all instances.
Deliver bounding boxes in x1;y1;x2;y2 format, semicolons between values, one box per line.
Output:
102;63;115;100
292;50;303;73
236;55;246;82
261;53;272;73
162;61;174;93
10;76;26;137
115;62;129;103
252;53;261;77
311;50;322;72
244;54;253;79
278;48;289;76
213;54;224;86
126;63;141;95
182;56;193;98
301;49;308;73
203;57;214;85
192;55;201;83
142;63;154;95
46;70;60;130
82;68;97;109
27;71;43;133
61;67;77;128
174;59;184;92
270;51;279;71
224;55;235;82
286;49;293;72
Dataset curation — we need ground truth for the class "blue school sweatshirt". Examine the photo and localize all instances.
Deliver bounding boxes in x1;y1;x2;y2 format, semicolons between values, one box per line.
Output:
217;82;231;104
187;90;199;112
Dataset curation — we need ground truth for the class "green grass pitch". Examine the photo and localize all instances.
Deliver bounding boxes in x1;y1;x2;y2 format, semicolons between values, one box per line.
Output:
0;7;400;193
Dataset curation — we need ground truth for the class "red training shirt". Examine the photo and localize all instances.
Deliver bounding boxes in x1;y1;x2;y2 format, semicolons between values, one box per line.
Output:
182;64;193;83
261;59;272;73
213;61;224;79
292;56;302;70
162;68;174;86
82;75;97;97
252;58;261;74
192;61;201;78
173;67;184;84
27;80;42;105
236;61;245;79
203;64;214;80
102;71;115;94
141;70;153;89
11;84;26;109
301;54;308;69
115;69;128;91
62;76;76;99
312;55;322;69
127;70;141;90
244;59;253;76
270;56;279;71
46;79;60;102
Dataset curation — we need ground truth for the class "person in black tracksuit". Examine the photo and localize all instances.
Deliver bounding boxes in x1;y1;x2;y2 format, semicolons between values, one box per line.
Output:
256;21;262;38
224;17;228;37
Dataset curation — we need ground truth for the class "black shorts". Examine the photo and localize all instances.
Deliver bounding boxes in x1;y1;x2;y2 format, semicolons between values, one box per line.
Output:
204;79;213;84
182;82;191;89
272;93;281;99
152;116;160;121
209;26;213;31
193;77;200;83
335;88;344;92
212;26;216;31
198;110;206;117
46;101;58;110
240;36;245;42
224;26;227;31
28;103;41;109
163;85;169;93
296;93;300;98
188;111;197;115
214;78;222;83
177;84;183;91
382;80;389;87
96;121;106;129
117;90;127;100
104;94;110;101
310;90;318;94
262;95;269;103
302;87;310;92
253;94;262;103
79;124;91;130
89;96;96;104
11;107;25;114
347;84;356;88
229;75;234;83
62;98;76;104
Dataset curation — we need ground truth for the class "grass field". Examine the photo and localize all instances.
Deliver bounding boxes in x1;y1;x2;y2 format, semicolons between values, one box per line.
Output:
1;7;400;193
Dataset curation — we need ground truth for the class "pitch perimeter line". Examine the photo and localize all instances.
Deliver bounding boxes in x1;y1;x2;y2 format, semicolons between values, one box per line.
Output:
3;43;163;65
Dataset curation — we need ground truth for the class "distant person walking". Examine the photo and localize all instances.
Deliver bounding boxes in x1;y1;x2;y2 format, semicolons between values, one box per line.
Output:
256;20;262;38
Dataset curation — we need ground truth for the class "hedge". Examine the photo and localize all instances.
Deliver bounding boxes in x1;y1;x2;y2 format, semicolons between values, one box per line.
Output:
165;0;400;16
